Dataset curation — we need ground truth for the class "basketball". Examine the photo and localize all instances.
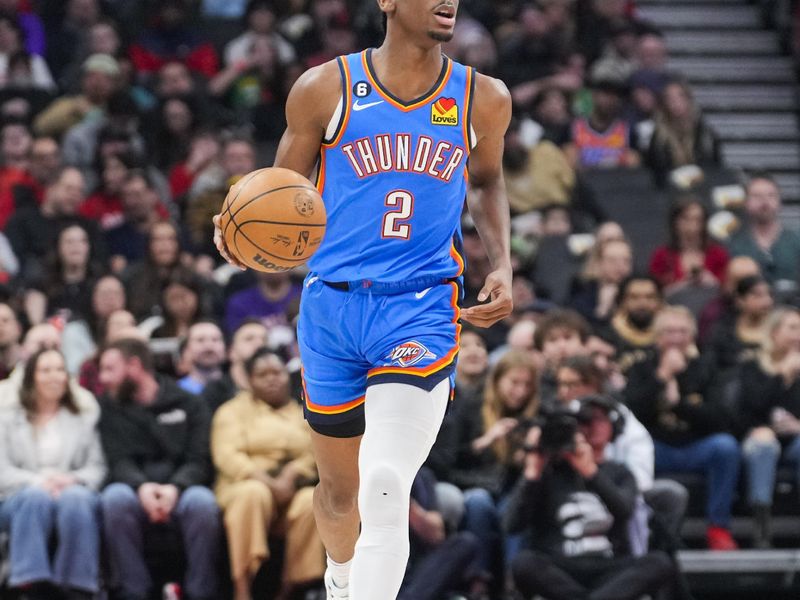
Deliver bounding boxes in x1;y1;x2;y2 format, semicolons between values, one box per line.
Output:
219;167;326;272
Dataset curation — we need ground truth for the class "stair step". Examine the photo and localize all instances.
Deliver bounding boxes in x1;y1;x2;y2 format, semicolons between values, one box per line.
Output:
706;113;800;141
668;56;795;83
693;84;798;111
665;30;779;55
722;142;800;171
638;5;762;29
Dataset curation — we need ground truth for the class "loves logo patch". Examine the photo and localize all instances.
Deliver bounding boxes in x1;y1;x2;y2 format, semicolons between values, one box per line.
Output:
388;341;436;367
431;97;458;126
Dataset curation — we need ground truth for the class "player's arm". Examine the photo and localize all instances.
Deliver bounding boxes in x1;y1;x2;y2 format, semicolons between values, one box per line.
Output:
461;73;514;328
212;60;341;268
272;60;342;176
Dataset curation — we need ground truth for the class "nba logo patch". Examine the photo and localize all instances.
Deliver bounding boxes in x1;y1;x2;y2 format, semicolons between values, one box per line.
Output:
388;341;436;367
431;97;458;126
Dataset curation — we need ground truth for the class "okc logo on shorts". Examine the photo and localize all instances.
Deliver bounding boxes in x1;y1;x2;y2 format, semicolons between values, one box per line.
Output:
388;341;436;367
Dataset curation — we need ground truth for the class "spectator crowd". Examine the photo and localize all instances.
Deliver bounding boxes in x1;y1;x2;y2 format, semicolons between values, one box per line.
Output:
1;0;800;599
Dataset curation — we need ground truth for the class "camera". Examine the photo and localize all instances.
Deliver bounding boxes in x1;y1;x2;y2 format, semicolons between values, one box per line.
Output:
527;400;591;456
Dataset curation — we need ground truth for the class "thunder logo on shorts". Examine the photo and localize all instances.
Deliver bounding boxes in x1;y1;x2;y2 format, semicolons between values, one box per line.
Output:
298;49;474;426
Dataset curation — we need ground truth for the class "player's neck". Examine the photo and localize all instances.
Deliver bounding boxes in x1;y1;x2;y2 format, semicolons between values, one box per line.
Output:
372;38;443;102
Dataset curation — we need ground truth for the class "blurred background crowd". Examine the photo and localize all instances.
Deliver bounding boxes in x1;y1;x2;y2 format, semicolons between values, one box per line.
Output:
0;0;800;599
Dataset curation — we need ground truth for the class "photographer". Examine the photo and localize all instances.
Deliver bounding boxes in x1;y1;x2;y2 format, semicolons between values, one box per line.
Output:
504;397;673;600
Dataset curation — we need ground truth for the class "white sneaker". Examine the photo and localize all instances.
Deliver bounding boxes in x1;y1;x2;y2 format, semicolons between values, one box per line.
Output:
324;569;350;599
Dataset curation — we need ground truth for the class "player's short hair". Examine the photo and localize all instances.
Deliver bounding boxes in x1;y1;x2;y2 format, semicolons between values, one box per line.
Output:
533;309;591;351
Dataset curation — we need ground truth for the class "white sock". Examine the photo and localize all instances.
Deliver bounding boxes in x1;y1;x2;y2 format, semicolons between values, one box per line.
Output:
326;555;352;588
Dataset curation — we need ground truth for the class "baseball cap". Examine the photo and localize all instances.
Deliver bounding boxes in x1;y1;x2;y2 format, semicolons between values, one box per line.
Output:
83;53;120;76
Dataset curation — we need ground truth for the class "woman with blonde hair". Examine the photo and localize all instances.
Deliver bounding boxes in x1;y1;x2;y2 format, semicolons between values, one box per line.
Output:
738;307;800;547
646;79;720;186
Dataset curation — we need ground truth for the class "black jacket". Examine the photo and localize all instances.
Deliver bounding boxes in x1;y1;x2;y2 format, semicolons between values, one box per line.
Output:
503;460;637;558
99;376;212;490
736;360;800;435
624;353;728;446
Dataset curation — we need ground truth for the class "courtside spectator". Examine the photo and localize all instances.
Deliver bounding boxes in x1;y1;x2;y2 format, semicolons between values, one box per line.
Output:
0;322;99;417
625;306;741;550
505;402;674;600
0;348;105;600
555;355;689;540
737;307;800;548
98;338;221;600
211;348;324;600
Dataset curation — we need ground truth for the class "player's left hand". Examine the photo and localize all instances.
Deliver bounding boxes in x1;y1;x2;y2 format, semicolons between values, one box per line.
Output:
461;268;513;328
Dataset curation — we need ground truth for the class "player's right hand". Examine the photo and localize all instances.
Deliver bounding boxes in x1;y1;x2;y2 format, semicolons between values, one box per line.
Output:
212;213;247;271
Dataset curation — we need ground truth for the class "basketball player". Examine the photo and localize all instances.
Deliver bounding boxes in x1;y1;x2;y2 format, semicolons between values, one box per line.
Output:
213;1;512;598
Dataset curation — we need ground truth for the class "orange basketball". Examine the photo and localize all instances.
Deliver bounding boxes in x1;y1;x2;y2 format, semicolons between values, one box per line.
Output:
219;167;326;272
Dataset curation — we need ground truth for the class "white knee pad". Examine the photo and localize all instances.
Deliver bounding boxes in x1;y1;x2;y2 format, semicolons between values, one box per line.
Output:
349;379;449;599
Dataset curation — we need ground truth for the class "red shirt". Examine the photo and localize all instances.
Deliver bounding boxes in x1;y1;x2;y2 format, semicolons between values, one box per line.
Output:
79;192;170;230
649;243;730;287
0;167;38;230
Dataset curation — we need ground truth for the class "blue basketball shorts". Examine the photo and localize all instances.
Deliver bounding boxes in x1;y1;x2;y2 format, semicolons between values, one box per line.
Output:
297;273;462;437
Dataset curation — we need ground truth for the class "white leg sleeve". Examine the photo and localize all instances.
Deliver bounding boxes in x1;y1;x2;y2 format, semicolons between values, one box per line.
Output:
348;379;450;600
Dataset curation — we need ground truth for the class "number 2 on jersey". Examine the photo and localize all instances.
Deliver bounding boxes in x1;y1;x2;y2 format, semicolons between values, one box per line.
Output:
381;190;414;240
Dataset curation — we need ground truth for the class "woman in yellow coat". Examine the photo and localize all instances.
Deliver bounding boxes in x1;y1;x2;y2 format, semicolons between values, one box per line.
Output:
211;348;324;600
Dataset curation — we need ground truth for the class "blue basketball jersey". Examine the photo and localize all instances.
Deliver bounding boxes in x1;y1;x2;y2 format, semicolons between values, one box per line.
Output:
308;49;475;284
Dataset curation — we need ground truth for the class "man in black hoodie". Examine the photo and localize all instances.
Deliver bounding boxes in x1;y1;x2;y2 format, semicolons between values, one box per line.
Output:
97;338;221;600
